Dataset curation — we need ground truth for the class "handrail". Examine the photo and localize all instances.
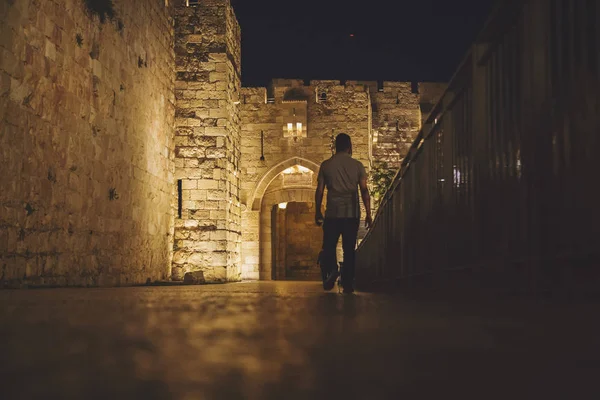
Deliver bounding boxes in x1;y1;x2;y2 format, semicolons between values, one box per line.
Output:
360;2;525;248
356;0;600;294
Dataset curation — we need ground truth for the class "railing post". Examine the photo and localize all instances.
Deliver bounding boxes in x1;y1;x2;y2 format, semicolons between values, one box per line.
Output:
471;43;489;274
441;92;455;274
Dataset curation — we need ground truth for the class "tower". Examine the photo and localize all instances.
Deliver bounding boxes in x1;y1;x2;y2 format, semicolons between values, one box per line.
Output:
172;0;242;282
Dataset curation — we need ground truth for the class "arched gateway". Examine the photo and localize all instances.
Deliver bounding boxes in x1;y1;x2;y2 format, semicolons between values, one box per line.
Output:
172;2;441;283
241;158;321;281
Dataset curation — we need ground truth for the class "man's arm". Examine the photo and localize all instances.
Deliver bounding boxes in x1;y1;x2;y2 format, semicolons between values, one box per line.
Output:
359;176;372;228
315;180;325;226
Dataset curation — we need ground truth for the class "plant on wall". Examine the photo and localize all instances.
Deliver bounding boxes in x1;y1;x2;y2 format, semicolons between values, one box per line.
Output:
83;0;115;23
370;162;397;208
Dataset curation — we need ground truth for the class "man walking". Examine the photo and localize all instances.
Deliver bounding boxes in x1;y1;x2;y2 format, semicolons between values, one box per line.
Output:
315;133;372;293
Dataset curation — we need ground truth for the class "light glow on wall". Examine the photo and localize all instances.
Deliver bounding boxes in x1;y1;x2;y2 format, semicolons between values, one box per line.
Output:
282;165;311;174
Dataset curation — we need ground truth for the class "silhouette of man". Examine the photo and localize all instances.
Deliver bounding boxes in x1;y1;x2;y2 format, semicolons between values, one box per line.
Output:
315;133;372;293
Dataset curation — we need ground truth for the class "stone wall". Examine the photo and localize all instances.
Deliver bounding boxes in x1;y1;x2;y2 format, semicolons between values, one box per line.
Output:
352;80;446;170
271;201;322;281
282;202;322;280
239;80;372;280
370;82;422;170
0;0;175;287
171;0;242;283
0;0;448;286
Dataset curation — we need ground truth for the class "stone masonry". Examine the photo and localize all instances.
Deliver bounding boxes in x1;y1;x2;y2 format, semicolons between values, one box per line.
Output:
238;79;444;280
0;0;446;287
172;0;242;283
0;0;175;287
239;80;372;280
281;202;323;281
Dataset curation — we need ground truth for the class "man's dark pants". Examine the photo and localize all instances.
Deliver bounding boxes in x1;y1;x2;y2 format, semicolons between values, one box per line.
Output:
321;218;360;288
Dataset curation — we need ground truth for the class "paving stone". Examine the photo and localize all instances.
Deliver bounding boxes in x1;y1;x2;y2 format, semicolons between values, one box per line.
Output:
0;282;598;400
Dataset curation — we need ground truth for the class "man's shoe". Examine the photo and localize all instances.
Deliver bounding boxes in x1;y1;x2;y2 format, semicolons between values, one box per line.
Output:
323;270;339;291
343;287;354;294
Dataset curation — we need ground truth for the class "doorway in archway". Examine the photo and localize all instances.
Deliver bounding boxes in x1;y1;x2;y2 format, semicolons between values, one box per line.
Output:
271;202;322;281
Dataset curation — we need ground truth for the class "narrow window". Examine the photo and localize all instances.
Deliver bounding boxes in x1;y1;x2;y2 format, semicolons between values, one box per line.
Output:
411;81;419;94
287;123;293;133
319;92;327;102
177;180;183;218
296;122;303;135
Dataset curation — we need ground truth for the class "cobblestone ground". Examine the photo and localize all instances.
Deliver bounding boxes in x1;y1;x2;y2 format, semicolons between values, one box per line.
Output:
0;282;599;400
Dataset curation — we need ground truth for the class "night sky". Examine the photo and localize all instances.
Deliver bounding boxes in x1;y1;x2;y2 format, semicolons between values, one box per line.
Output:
230;0;496;87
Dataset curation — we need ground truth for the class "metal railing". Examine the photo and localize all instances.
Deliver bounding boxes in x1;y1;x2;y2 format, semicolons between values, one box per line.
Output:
356;0;600;293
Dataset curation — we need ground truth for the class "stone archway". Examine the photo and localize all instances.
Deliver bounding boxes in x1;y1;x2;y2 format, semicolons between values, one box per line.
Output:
248;157;320;211
260;188;320;281
241;158;321;280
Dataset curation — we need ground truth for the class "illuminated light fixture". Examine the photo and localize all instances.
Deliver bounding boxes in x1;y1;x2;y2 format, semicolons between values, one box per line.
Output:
453;165;462;187
282;165;311;174
278;202;288;209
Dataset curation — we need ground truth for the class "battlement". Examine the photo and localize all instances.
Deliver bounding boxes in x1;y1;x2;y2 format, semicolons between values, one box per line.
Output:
176;0;231;7
240;79;444;106
264;79;417;91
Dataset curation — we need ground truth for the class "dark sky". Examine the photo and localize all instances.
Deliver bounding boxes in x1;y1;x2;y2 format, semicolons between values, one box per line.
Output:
230;0;496;87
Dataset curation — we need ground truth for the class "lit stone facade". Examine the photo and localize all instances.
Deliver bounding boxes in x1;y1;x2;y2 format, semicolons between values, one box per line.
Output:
0;0;445;287
237;80;444;280
172;0;242;283
0;0;175;287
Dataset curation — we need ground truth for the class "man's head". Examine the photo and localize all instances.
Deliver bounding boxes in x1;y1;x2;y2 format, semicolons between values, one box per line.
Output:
335;133;352;154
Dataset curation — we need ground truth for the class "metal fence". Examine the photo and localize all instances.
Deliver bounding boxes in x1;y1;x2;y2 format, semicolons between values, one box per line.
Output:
356;0;600;293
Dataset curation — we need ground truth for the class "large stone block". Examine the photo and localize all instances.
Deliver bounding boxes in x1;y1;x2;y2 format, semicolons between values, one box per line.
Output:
183;271;205;285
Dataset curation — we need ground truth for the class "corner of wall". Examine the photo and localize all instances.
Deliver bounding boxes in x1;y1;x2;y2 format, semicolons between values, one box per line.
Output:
172;0;242;283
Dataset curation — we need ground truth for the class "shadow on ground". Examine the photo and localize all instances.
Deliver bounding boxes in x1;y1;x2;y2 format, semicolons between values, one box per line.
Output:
0;282;598;399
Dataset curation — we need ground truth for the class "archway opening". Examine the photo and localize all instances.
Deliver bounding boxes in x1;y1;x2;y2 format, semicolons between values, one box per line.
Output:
249;159;320;281
271;201;322;281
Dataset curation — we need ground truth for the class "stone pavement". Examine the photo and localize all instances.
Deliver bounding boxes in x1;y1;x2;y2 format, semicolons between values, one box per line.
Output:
0;282;599;400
